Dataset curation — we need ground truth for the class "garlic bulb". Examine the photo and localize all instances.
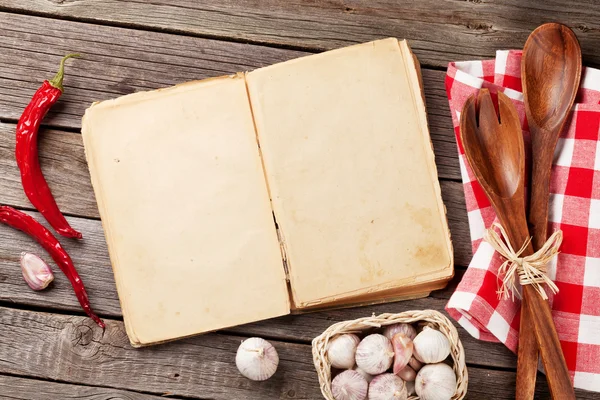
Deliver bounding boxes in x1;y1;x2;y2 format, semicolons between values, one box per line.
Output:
235;337;278;381
396;365;416;381
383;323;417;341
368;373;407;400
328;334;360;369
406;380;416;396
355;334;394;375
20;252;54;291
332;369;368;400
415;363;456;400
353;365;374;383
408;356;423;372
391;333;413;374
412;327;451;364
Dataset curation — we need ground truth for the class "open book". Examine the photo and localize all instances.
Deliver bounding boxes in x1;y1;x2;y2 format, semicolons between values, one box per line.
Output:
82;38;453;347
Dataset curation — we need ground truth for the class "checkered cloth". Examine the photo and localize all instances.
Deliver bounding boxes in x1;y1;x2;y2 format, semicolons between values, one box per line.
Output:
445;50;600;392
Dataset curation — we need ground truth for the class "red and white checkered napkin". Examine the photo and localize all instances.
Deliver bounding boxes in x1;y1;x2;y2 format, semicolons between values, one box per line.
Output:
445;50;600;392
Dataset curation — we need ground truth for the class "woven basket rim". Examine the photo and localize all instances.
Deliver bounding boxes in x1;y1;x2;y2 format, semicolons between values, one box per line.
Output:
311;309;468;400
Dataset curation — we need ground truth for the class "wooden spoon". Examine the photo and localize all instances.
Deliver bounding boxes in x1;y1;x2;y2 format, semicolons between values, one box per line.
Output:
460;89;575;399
517;23;581;399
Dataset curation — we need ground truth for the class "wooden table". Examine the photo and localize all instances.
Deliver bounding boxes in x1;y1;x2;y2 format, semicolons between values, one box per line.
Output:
0;1;598;399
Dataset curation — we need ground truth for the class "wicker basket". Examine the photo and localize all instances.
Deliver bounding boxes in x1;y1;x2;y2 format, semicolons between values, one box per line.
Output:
312;310;468;400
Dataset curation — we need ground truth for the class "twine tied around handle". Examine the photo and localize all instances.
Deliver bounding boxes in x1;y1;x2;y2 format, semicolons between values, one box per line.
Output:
484;222;561;301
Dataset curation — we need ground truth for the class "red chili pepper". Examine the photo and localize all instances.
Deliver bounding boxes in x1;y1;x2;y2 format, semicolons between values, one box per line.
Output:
0;206;104;328
16;54;83;239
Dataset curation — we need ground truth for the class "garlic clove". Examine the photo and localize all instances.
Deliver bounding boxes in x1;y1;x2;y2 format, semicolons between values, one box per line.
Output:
328;333;360;369
408;356;423;372
352;365;374;383
332;369;368;400
406;380;416;396
368;373;407;400
415;363;456;400
391;333;413;374
235;337;279;381
412;326;451;364
383;323;417;341
396;364;416;382
20;252;54;291
355;334;394;375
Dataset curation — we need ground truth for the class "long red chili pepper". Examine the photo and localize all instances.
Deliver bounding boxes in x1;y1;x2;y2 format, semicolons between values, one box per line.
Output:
16;54;83;239
0;206;104;328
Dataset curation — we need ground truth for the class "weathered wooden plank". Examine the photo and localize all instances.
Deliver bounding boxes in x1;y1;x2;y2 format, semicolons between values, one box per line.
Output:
0;374;168;400
0;306;321;399
0;12;461;180
2;0;600;69
0;306;595;400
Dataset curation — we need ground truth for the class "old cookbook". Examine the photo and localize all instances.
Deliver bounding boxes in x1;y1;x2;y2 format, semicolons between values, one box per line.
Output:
82;38;453;347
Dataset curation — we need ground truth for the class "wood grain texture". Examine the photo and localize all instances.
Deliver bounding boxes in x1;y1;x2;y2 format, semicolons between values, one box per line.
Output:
0;306;322;399
0;12;461;180
0;306;596;400
2;0;600;69
0;374;166;400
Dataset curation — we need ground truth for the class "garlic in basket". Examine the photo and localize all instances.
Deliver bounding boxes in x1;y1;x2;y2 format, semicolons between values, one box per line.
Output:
408;356;423;372
391;333;413;374
327;333;360;369
396;365;416;382
406;380;416;396
415;363;456;400
235;337;278;381
368;373;407;400
353;366;374;383
383;323;417;341
332;369;368;400
355;334;394;375
20;252;54;291
412;326;450;363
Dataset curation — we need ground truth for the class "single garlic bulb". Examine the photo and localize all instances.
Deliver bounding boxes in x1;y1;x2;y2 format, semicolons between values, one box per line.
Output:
391;333;413;374
368;373;407;400
406;380;416;396
383;323;417;341
412;327;451;364
235;337;278;381
20;252;54;291
328;334;360;369
415;363;456;400
396;365;416;382
353;365;374;383
332;369;368;400
355;334;394;375
408;356;423;372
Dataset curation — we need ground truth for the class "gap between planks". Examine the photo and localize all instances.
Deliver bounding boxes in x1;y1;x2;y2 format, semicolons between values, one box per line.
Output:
0;372;195;400
2;0;600;70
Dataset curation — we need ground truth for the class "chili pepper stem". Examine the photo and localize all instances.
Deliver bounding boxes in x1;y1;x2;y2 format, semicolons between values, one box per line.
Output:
48;53;81;92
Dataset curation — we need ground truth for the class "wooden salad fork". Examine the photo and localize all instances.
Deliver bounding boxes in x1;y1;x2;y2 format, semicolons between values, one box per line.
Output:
460;89;575;399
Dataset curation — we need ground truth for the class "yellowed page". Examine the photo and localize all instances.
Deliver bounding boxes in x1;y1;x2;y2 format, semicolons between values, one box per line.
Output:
246;38;453;308
82;75;290;346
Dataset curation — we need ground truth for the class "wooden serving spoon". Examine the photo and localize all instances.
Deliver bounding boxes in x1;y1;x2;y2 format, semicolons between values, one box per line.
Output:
460;89;575;399
517;23;581;399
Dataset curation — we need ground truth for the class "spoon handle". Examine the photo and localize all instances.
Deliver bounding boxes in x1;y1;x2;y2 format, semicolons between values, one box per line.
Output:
516;304;538;399
524;285;575;399
516;143;554;399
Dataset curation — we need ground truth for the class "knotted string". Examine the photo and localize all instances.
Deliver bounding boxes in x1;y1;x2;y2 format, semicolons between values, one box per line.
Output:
483;222;561;301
